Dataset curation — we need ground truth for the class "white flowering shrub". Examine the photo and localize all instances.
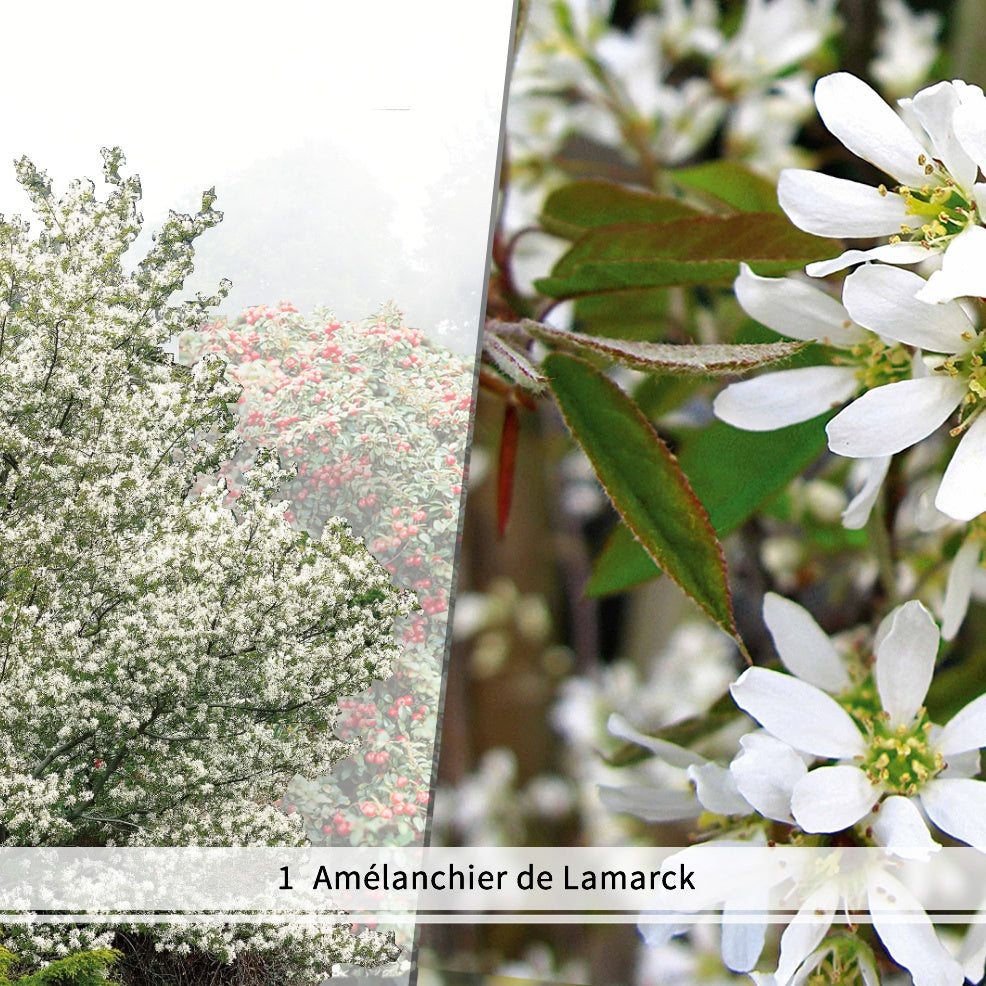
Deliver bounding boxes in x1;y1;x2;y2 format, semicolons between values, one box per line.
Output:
180;303;474;847
0;148;413;980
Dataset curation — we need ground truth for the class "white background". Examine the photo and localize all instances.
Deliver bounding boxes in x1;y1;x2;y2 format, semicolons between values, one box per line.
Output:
1;1;514;351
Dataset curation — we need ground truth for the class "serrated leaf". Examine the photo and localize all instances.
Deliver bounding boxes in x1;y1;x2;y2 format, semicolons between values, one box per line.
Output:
544;352;740;644
587;413;833;596
671;160;784;215
482;331;547;392
540;179;703;240
536;214;839;297
524;320;807;375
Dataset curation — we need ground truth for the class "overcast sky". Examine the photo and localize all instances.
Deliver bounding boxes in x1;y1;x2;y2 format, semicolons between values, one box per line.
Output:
1;1;514;353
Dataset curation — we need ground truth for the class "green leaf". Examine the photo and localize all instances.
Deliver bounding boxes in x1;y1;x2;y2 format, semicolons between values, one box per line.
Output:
588;413;833;596
524;319;807;375
573;286;672;340
544;352;740;644
536;214;839;297
539;179;703;240
670;160;784;215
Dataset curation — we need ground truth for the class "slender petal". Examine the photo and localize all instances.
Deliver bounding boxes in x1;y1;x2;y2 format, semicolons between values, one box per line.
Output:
842;264;975;353
778;169;916;237
825;376;964;458
875;600;939;728
915;226;986;303
731;668;866;759
870;795;940;859
936;411;986;522
721;901;767;974
921;778;986;850
687;762;750;816
762;592;850;692
806;241;934;278
842;456;892;530
607;713;706;767
714;366;857;431
814;73;931;186
868;871;965;986
909;81;979;190
774;884;838;986
730;731;806;822
598;784;701;822
734;263;864;346
940;537;980;641
957;921;986;986
791;764;877;832
952;87;986;181
938;689;986;756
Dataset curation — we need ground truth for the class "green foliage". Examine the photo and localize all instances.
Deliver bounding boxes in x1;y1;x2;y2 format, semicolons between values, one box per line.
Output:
0;948;121;986
669;160;786;215
588;413;833;596
543;353;740;646
535;213;840;298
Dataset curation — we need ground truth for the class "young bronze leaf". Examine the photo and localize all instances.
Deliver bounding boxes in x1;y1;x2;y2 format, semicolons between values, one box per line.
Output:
540;179;704;240
537;214;840;297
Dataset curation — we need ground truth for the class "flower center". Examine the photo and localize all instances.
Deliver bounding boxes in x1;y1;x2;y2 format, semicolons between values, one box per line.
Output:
883;155;977;249
846;337;912;390
839;676;943;796
938;333;986;434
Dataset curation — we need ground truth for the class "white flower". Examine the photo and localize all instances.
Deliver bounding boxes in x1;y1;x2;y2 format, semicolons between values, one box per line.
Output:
750;850;962;986
939;532;986;641
778;73;986;279
713;263;900;528
825;263;986;521
870;0;942;101
712;0;839;94
731;593;986;854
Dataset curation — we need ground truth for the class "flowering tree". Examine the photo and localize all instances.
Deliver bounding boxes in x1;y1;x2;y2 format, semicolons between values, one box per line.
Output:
179;303;474;850
0;148;412;980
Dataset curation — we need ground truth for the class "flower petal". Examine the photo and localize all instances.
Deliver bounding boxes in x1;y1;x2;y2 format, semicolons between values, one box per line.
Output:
870;794;940;860
814;73;931;185
921;778;986;850
730;668;865;759
842;264;975;353
774;885;838;986
825;377;964;458
607;713;707;767
952;86;986;182
908;80;979;190
875;599;939;728
721;903;767;973
915;226;986;304
791;764;877;832
714;366;858;431
778;169;915;237
687;762;750;816
598;784;701;822
937;689;986;756
842;456;892;530
730;731;807;822
734;263;863;346
940;537;980;641
762;592;850;692
935;411;986;522
868;871;965;986
806;241;935;278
